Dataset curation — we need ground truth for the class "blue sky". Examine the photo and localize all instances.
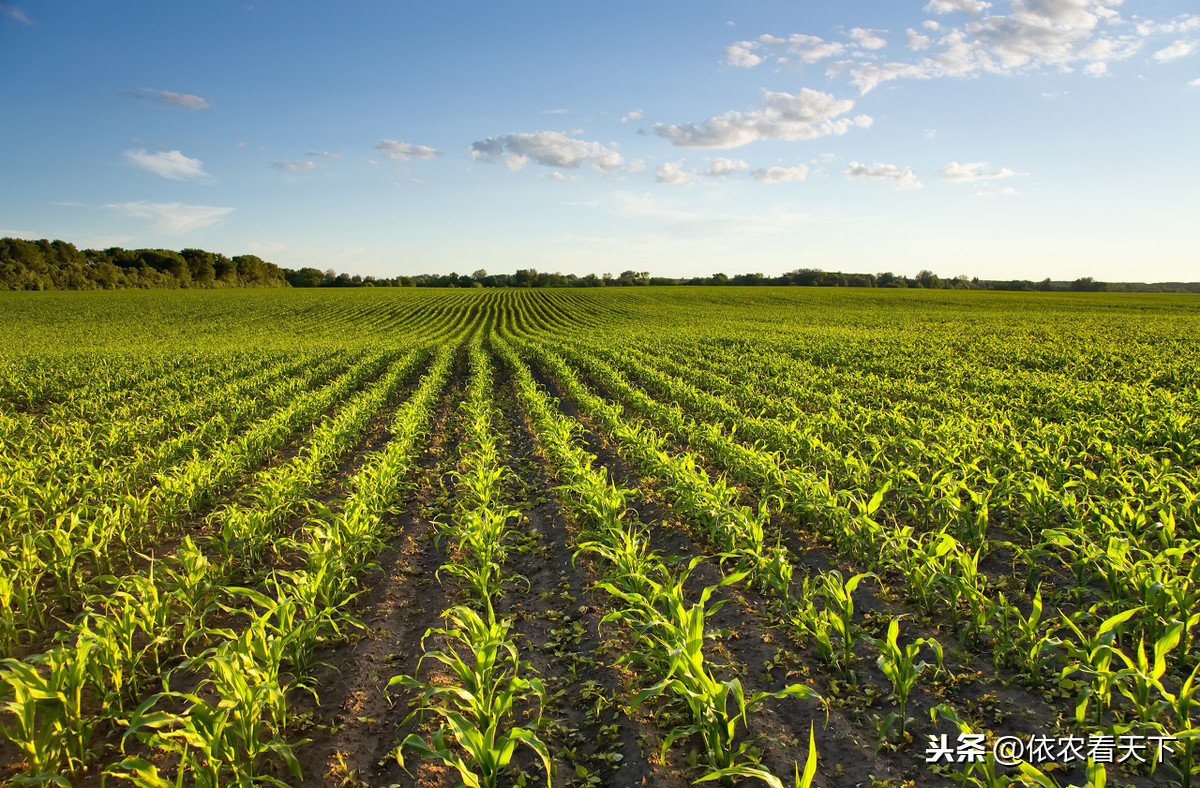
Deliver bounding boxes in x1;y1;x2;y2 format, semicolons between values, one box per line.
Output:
2;0;1197;281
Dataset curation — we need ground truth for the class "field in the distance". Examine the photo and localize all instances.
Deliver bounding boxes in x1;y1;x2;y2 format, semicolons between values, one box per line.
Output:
1;287;1197;788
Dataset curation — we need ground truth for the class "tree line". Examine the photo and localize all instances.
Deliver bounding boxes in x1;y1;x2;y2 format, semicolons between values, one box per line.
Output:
3;237;1197;293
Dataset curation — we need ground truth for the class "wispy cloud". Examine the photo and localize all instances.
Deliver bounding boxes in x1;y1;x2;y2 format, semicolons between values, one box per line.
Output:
0;4;32;24
655;88;870;148
376;140;442;161
469;131;623;173
540;108;569;115
707;157;749;176
271;161;317;172
620;109;644;122
924;0;991;16
656;161;697;184
109;201;233;233
849;28;887;50
1153;40;1197;62
845;161;921;189
124;148;211;181
305;150;342;159
725;34;846;68
752;164;810;183
737;2;1191;95
126;88;211;109
938;161;1016;182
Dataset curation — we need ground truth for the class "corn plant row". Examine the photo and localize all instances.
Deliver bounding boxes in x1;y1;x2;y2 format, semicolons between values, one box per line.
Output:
527;343;965;747
0;349;390;653
496;336;821;788
608;340;1200;676
548;343;1200;784
581;340;1199;664
105;342;458;788
0;347;431;783
0;350;342;547
639;337;1197;558
390;339;553;788
526;341;801;599
0;351;273;469
636;335;1197;550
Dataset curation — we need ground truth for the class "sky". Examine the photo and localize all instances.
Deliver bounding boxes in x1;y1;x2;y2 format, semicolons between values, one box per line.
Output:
1;0;1198;282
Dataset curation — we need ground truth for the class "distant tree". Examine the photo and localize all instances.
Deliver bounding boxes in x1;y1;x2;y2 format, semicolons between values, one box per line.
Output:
915;269;941;289
788;268;824;286
181;248;217;287
287;267;325;287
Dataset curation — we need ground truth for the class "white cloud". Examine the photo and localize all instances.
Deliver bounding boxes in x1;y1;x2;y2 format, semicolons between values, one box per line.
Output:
1153;40;1197;62
736;33;845;65
845;161;922;189
938;161;1016;181
625;159;647;173
621;109;644;122
844;61;933;93
655;88;867;148
925;0;991;15
820;1;1160;94
1190;76;1200;86
469;131;624;173
0;4;32;23
656;161;697;184
725;41;763;67
376;140;442;160
109;202;234;234
127;88;210;109
271;161;317;172
540;108;569;114
908;29;932;50
306;150;342;159
850;28;888;50
1137;15;1200;36
707;157;749;176
123;149;210;181
752;164;810;183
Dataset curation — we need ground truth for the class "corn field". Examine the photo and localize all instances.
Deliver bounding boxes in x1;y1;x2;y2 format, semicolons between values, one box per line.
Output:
0;286;1197;788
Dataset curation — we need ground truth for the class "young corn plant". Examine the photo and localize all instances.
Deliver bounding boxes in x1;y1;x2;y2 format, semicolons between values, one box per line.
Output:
0;641;101;780
995;584;1059;683
697;722;821;788
875;616;943;747
610;561;823;782
390;605;552;788
1153;650;1200;788
819;571;876;687
1058;606;1140;728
